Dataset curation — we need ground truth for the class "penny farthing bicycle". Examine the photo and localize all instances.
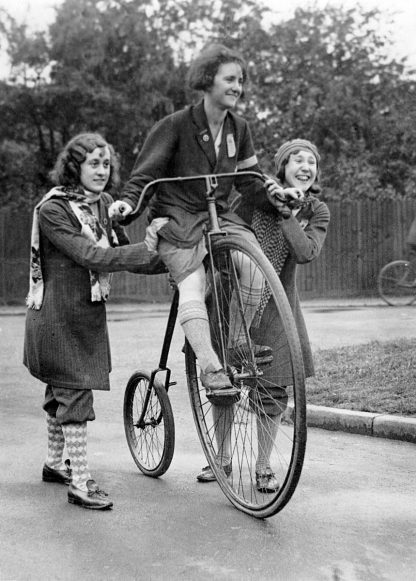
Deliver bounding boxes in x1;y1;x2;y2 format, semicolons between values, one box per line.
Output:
123;172;307;518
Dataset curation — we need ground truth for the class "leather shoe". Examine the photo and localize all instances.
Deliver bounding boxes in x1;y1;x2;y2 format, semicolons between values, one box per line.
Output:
196;462;232;482
256;468;280;493
200;368;240;398
42;459;72;485
68;480;113;510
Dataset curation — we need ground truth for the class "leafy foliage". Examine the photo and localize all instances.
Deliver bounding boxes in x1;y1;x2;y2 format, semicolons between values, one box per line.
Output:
0;0;415;208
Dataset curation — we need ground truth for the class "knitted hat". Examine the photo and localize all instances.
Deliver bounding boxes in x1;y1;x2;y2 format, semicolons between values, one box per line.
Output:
274;139;320;176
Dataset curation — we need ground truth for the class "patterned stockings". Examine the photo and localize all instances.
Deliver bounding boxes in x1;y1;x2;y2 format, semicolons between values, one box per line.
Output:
62;422;91;491
46;414;66;470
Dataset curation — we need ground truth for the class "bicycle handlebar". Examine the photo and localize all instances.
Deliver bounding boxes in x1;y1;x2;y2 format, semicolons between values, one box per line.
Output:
125;170;305;219
129;170;267;216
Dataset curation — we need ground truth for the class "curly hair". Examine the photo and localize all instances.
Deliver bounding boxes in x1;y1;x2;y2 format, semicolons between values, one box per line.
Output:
187;43;247;92
49;133;120;191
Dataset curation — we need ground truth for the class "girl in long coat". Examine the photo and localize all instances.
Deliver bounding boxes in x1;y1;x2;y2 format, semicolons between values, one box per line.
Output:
24;133;159;510
237;139;330;491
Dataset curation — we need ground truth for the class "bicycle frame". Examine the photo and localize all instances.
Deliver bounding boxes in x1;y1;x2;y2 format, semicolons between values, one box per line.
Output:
133;170;267;426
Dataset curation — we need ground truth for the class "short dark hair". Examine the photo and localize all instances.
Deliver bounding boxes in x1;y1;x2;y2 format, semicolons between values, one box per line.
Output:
187;43;247;92
49;133;120;191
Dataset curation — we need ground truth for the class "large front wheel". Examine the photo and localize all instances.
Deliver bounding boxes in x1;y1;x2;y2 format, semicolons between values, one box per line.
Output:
185;236;306;518
123;371;175;477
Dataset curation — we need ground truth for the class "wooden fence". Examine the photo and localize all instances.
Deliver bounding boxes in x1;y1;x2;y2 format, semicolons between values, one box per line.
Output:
1;199;415;305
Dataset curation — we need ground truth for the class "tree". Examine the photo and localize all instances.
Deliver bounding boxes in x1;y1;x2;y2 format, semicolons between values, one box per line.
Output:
0;0;416;208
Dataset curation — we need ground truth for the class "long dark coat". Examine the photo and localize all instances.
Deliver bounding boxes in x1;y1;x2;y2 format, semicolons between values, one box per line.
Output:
24;192;157;391
121;100;269;246
239;197;330;385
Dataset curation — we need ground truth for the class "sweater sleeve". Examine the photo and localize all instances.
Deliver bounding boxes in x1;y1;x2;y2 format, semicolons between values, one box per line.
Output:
233;120;270;209
39;200;158;272
120;115;179;219
280;199;330;264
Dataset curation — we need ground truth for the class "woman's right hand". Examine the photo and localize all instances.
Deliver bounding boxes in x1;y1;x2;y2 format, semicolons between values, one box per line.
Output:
108;200;134;219
264;178;286;211
144;217;170;252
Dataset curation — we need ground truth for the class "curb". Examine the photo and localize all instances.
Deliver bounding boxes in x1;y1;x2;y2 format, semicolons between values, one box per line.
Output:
304;404;416;444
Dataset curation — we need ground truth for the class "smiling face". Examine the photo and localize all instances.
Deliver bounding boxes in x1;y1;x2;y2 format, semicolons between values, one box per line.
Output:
79;146;111;195
205;62;243;111
283;149;318;192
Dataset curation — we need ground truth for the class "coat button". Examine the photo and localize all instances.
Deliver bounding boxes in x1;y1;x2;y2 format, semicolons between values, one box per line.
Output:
203;134;209;142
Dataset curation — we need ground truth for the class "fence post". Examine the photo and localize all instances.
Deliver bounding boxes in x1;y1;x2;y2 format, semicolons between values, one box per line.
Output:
0;212;6;305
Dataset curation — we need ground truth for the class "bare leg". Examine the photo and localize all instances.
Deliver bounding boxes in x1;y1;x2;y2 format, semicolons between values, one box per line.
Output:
212;404;233;468
256;412;281;473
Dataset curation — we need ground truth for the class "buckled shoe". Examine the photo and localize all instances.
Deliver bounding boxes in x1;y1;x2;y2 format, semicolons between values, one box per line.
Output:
255;468;280;493
200;368;240;399
68;480;113;510
196;462;232;482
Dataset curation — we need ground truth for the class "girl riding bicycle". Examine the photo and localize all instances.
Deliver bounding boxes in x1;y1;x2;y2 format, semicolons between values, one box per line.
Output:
110;43;279;398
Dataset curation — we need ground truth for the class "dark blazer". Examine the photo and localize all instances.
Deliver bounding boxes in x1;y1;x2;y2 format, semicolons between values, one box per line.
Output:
121;100;269;247
24;192;157;391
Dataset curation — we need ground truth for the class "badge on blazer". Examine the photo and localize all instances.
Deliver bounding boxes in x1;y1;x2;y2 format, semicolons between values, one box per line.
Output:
226;134;236;157
202;134;209;142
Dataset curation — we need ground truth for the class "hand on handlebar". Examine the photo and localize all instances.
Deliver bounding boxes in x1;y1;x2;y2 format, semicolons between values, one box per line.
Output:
264;178;304;217
108;200;134;220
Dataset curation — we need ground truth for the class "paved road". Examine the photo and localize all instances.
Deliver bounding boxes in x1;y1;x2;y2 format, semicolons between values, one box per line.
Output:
1;304;416;580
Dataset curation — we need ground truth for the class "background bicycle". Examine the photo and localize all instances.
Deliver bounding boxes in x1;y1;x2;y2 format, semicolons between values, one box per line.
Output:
378;259;416;306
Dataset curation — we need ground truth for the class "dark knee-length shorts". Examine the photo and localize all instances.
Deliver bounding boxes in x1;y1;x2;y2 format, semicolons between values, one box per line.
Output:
43;385;95;424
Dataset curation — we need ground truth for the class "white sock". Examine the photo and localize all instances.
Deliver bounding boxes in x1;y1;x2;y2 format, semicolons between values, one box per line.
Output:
178;300;222;373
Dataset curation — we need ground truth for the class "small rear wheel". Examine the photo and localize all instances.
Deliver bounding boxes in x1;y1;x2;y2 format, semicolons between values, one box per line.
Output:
123;370;175;477
378;260;416;306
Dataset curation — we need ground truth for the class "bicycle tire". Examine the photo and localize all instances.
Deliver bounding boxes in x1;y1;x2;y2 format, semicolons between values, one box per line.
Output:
185;235;306;518
378;260;416;306
123;370;175;477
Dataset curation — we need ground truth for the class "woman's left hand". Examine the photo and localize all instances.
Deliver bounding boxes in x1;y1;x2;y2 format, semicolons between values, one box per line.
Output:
265;178;304;214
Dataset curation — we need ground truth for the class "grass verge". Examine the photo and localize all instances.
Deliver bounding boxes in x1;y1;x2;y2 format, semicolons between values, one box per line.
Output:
308;338;416;416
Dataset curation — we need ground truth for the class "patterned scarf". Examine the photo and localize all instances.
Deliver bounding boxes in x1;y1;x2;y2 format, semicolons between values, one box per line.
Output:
251;208;289;326
252;202;310;326
26;187;118;310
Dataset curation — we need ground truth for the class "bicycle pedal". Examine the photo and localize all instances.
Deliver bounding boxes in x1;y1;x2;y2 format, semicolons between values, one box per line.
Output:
230;366;264;380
